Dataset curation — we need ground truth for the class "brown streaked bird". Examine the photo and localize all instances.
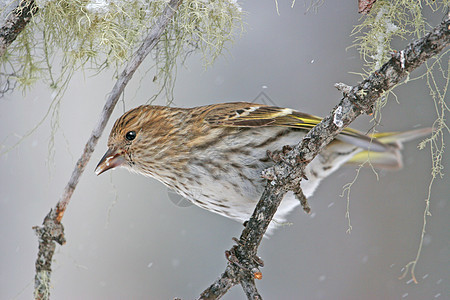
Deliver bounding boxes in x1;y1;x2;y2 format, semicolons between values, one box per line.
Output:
95;102;430;232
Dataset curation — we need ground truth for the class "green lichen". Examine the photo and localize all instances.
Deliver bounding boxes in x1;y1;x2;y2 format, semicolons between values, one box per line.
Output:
350;0;447;73
0;0;243;96
348;0;449;283
349;0;448;132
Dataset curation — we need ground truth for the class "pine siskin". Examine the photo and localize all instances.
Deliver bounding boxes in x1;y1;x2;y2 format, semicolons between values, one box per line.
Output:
95;102;430;231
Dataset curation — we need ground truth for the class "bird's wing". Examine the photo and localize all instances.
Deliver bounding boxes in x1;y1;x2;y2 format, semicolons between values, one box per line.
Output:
203;102;390;152
204;102;320;128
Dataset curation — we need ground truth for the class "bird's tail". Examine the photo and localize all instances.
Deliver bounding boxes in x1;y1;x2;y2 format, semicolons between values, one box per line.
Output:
346;128;431;170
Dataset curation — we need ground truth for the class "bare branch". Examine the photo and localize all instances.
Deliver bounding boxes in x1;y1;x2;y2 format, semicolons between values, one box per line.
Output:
200;12;449;299
32;1;183;299
358;0;377;15
0;0;38;57
199;266;238;299
240;277;262;300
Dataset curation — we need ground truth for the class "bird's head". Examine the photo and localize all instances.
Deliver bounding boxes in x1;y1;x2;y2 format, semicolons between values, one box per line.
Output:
95;105;179;176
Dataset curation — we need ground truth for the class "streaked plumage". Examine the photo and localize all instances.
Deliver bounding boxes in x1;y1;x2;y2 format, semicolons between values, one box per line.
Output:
96;102;430;232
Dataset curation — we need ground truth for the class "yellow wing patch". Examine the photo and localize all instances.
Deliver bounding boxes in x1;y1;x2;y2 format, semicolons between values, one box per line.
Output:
203;102;391;152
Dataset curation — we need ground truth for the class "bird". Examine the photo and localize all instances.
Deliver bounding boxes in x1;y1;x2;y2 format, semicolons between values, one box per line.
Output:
95;102;430;232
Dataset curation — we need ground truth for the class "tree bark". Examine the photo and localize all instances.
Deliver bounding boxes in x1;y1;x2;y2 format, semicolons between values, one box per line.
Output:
0;0;37;57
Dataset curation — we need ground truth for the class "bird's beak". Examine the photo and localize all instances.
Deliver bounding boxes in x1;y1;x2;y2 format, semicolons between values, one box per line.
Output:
95;148;126;176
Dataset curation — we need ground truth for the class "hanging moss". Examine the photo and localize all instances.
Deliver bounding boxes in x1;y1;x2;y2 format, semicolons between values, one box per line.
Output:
348;0;449;284
0;0;243;97
350;0;448;73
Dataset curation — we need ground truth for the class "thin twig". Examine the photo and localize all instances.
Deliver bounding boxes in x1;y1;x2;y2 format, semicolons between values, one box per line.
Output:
32;1;183;299
200;13;449;299
199;266;238;299
240;277;262;300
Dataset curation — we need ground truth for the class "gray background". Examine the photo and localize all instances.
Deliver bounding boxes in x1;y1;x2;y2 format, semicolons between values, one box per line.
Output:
1;1;448;299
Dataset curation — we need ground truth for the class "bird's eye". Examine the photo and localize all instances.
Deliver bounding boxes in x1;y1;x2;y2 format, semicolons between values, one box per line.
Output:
125;131;136;141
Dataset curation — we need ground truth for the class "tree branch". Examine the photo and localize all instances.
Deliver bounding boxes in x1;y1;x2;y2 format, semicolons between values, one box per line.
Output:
32;1;183;299
200;12;449;299
0;0;37;57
